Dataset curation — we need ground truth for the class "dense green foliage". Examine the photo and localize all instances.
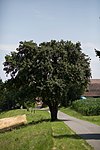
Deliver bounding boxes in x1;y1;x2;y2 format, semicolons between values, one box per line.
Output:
0;80;22;110
72;98;100;116
0;78;36;111
3;40;91;120
0;79;8;110
0;109;92;150
0;79;4;110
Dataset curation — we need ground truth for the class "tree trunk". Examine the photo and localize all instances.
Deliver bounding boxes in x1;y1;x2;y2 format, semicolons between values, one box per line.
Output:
49;104;58;121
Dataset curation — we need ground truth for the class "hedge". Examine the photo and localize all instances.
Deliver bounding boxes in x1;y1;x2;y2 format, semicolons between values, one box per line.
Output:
72;98;100;116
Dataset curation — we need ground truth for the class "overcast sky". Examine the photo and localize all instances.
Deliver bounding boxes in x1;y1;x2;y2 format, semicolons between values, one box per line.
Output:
0;0;100;81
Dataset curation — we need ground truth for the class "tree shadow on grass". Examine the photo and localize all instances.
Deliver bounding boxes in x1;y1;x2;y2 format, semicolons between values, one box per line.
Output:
53;134;81;140
28;118;50;125
53;133;100;140
0;117;72;133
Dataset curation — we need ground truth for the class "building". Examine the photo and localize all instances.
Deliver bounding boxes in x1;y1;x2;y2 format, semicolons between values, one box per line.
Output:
84;79;100;97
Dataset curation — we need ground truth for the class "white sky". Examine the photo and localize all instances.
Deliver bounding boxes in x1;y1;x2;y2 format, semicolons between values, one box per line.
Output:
0;0;100;81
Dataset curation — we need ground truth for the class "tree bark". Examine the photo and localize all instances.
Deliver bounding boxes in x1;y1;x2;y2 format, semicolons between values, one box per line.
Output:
49;104;58;121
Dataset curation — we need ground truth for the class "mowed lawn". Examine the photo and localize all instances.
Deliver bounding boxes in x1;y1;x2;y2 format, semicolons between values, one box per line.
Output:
60;107;100;126
0;109;93;150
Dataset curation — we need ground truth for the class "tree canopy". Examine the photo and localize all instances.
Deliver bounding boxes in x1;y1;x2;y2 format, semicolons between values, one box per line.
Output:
3;40;91;120
95;49;100;59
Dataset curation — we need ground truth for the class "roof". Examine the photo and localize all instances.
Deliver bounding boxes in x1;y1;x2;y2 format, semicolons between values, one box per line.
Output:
90;79;100;84
84;79;100;97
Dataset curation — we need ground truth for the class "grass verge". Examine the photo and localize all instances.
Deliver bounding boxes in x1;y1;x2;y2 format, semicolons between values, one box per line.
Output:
0;109;93;150
60;107;100;126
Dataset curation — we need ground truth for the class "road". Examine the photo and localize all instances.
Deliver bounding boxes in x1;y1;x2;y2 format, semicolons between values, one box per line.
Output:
58;111;100;150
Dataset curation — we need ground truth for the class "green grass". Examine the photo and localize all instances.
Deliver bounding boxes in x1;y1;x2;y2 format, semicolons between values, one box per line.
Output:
51;121;92;150
0;109;93;150
60;107;100;126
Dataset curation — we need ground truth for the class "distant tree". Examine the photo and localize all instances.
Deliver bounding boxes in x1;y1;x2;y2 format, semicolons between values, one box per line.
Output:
3;40;91;120
95;49;100;59
0;78;3;86
0;78;5;110
3;79;20;110
0;78;3;100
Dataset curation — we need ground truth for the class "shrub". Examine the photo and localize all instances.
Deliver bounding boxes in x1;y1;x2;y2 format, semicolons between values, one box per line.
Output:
24;101;35;111
72;98;100;116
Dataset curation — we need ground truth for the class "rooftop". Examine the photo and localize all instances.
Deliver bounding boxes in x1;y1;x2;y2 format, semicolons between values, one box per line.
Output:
84;79;100;97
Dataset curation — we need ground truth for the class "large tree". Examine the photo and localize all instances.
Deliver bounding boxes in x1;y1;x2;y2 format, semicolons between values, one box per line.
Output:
3;40;91;120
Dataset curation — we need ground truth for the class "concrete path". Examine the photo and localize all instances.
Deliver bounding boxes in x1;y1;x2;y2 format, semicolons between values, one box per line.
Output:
58;111;100;150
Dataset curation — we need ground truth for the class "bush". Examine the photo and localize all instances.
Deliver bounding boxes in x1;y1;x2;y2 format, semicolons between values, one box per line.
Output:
72;98;100;116
24;101;35;111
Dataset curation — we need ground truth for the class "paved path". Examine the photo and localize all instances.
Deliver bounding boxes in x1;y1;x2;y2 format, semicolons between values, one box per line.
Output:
58;111;100;150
